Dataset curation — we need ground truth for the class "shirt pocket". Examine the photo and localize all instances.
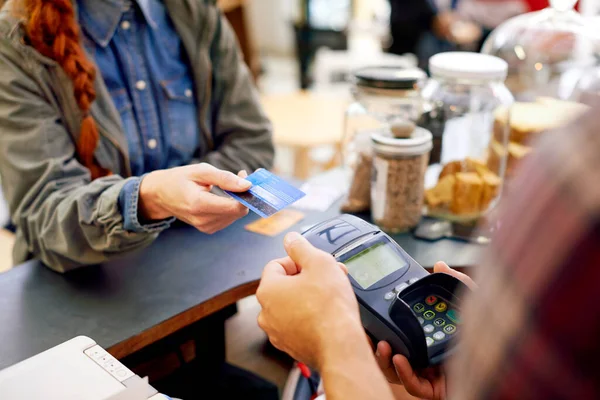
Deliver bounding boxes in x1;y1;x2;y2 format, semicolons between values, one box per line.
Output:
110;89;143;175
160;74;199;158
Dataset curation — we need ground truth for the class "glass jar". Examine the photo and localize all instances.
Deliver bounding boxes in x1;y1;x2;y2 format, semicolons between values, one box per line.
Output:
420;52;514;222
570;65;600;104
371;128;432;233
481;0;600;101
342;66;427;213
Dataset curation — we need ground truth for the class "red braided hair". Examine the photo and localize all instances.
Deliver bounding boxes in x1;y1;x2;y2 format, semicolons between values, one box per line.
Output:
23;0;110;179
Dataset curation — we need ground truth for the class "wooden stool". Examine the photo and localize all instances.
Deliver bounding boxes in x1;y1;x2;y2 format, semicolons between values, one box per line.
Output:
261;91;348;179
218;0;261;82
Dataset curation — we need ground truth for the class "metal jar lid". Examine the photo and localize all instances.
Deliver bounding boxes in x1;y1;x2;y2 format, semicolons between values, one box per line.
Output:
371;127;433;156
355;66;427;91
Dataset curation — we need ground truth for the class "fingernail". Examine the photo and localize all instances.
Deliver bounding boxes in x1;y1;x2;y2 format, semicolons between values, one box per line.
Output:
238;179;251;189
284;232;302;246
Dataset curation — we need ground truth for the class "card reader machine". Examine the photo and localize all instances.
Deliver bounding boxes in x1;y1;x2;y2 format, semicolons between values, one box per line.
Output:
303;214;470;369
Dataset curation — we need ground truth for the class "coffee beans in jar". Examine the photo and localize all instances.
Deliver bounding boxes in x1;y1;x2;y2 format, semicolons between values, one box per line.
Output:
371;128;433;233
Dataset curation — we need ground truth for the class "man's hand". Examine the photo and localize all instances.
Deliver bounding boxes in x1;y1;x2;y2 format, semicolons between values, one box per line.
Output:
256;232;362;368
257;233;395;400
376;341;447;400
374;261;477;400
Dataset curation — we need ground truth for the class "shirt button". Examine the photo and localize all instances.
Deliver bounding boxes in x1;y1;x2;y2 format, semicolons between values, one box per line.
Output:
147;139;157;149
135;80;147;91
184;89;193;98
121;21;131;30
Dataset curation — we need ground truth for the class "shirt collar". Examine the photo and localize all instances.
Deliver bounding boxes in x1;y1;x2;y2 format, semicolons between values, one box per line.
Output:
79;0;159;48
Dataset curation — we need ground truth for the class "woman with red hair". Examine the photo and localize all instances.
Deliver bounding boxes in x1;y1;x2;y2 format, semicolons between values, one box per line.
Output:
0;0;274;272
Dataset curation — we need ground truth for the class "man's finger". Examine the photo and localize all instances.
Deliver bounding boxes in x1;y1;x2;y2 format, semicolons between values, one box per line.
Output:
338;262;348;274
374;341;401;384
260;260;289;284
434;261;477;290
189;163;251;192
283;232;333;271
271;257;300;276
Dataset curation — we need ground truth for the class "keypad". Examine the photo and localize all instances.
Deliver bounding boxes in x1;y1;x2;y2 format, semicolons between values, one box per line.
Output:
84;345;134;382
409;294;461;349
394;283;409;293
447;309;460;324
413;303;425;313
443;324;457;335
384;291;396;301
423;310;436;320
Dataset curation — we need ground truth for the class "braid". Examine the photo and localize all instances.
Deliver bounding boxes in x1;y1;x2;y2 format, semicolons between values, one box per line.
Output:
24;0;110;179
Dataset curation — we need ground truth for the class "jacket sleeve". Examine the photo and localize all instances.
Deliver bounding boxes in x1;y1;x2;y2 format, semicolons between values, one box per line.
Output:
199;12;275;173
0;45;162;273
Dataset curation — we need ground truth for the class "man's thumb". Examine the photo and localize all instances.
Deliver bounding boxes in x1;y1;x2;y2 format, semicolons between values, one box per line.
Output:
283;232;332;272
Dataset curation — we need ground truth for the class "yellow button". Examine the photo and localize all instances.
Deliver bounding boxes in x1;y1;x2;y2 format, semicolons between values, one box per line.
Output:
435;302;447;312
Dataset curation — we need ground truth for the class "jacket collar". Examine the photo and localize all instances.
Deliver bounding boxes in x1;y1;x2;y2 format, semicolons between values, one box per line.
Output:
78;0;159;48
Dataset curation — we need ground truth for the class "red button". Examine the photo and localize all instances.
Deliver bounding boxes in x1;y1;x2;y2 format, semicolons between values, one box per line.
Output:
425;296;438;306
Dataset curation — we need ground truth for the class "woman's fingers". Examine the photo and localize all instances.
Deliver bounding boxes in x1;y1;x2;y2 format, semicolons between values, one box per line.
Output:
188;163;251;192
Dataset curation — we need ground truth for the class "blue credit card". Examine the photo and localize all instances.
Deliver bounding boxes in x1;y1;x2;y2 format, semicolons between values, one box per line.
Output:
225;169;306;218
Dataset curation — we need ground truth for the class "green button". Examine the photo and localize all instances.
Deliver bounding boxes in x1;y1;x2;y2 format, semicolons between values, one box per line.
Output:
443;324;457;335
423;310;436;320
413;303;425;313
447;309;460;324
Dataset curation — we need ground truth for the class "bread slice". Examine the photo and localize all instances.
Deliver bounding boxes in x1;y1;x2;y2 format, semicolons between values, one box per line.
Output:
451;172;483;215
425;174;456;209
439;161;464;180
493;99;589;145
479;170;502;211
487;139;532;178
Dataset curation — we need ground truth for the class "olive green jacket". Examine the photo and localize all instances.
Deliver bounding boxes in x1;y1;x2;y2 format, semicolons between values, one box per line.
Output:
0;0;274;272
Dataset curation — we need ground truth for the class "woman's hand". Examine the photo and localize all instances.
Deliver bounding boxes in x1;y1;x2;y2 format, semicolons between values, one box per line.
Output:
138;163;251;234
374;262;477;400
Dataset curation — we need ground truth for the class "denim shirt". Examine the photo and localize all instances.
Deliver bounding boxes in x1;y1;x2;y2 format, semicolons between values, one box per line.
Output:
79;0;200;232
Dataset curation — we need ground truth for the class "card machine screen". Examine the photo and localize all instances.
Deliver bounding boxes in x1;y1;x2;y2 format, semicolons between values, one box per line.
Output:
344;242;408;289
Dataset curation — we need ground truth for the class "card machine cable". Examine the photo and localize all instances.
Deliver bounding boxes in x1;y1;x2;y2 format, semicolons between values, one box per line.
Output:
303;214;470;369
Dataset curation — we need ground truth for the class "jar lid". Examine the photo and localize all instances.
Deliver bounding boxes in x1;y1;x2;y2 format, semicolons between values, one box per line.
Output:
371;127;433;156
355;67;427;90
429;52;508;81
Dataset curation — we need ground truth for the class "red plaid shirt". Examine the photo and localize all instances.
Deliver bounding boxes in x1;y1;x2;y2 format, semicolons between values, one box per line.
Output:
449;107;600;399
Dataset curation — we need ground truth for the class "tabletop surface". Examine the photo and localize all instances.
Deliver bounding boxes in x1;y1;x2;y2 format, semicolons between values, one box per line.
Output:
0;204;481;371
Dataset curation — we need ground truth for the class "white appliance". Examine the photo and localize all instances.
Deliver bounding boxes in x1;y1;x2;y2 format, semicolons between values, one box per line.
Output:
0;336;167;400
